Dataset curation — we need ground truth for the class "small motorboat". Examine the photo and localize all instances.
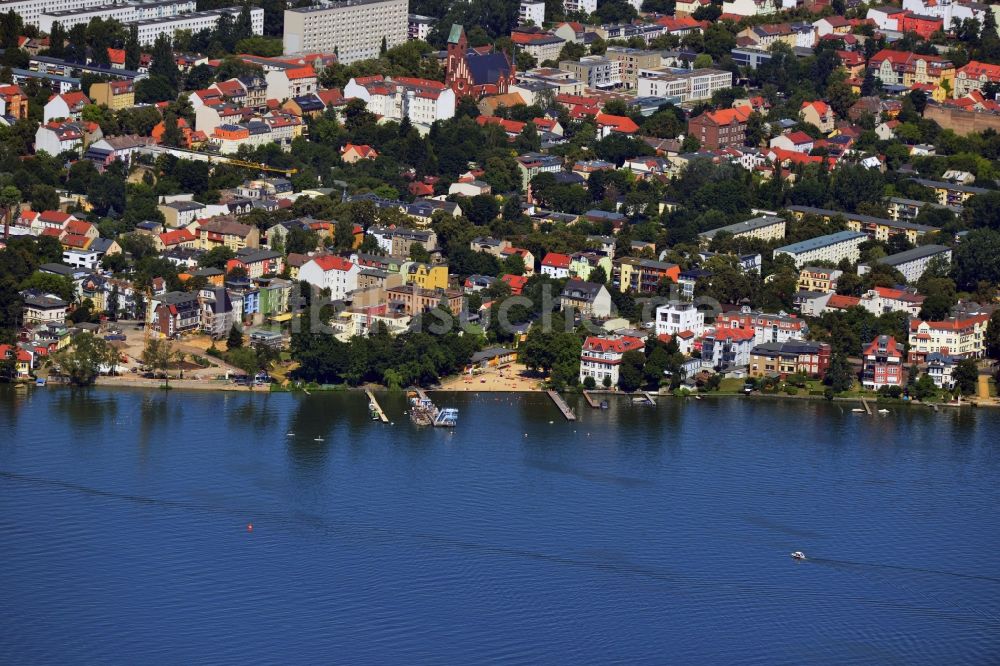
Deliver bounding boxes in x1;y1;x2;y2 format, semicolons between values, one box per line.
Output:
313;437;324;442
851;408;865;413
878;408;890;414
790;551;806;560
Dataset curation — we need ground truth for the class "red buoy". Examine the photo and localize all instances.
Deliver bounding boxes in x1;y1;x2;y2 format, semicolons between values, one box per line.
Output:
247;523;253;532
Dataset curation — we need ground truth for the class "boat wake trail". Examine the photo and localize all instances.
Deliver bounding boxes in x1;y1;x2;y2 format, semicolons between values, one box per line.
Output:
804;556;1000;586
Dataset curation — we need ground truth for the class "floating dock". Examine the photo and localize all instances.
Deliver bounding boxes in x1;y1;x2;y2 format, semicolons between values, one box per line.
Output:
547;390;576;421
365;389;389;423
408;389;458;427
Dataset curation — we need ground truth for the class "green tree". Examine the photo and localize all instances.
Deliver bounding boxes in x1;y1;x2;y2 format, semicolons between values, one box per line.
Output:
53;333;115;386
824;352;854;393
952;358;978;396
618;350;645;392
227;323;243;350
141;337;178;389
985;311;1000;360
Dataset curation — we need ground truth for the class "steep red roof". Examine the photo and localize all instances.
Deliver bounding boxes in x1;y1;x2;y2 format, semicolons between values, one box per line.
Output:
582;335;645;354
595;113;639;134
501;274;528;295
311;255;355;272
826;294;860;309
542;252;571;269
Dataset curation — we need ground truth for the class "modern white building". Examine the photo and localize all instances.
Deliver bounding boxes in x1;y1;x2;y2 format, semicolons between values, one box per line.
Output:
519;0;545;25
283;0;408;63
773;231;867;268
298;255;360;301
344;75;455;127
558;56;622;90
654;301;705;339
407;13;434;41
858;244;952;284
1;0;111;26
563;0;597;14
636;68;733;102
135;7;263;46
38;0;196;32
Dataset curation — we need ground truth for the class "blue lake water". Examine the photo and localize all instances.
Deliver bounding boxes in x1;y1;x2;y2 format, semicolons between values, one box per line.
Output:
1;386;999;664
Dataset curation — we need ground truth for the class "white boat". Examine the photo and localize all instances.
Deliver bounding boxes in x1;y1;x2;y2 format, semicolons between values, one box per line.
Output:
851;408;865;413
878;408;890;414
790;551;806;560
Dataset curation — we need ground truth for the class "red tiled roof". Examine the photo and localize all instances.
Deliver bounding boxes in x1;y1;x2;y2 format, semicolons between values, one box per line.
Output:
582;335;645;354
311;255;354;272
542;252;571;268
827;294;860;309
595;113;639;134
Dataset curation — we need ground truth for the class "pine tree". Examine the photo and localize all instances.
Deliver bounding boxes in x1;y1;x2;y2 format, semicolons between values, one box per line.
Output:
48;21;66;59
161;111;183;147
149;33;179;88
227;324;244;350
124;25;141;71
234;4;253;45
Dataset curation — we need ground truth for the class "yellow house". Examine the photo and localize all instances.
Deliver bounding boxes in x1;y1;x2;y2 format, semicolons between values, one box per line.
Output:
403;262;449;290
194;218;259;252
797;267;841;293
88;80;135;111
615;257;641;293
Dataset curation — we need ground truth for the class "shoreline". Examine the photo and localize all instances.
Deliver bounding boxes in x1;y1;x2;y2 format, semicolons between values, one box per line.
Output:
30;376;994;409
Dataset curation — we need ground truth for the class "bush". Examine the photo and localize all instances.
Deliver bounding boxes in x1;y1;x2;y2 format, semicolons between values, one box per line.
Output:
784;386;798;396
877;384;903;399
583;376;596;390
824;387;834;401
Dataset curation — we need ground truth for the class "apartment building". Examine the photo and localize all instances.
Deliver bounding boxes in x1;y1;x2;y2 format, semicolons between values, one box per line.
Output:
868;49;955;90
907;313;990;363
605;47;662;90
518;0;545;25
858;245;952;284
862;335;904;390
786;205;935;245
910;178;989;207
344;75;456;127
687;105;751;150
698;215;786;246
773;231;867;268
37;0;196;32
558;56;621;91
136;7;263;46
636;68;732;103
954;60;1000;98
283;0;408;63
748;340;831;379
797;267;842;293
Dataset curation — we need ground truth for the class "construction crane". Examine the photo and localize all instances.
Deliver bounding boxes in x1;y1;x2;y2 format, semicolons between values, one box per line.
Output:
222;158;299;176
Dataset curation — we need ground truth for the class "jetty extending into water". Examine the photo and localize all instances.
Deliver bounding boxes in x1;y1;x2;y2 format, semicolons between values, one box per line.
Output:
365;389;389;423
860;397;873;415
583;391;600;408
547;390;577;421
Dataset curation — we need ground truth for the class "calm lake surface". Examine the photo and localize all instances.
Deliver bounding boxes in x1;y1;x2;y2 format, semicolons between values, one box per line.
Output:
1;386;998;664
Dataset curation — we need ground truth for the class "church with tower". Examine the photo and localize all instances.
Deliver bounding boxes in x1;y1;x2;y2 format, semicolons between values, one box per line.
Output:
444;25;516;99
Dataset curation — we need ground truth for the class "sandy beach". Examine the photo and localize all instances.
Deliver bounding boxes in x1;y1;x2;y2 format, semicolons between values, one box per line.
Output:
435;363;543;392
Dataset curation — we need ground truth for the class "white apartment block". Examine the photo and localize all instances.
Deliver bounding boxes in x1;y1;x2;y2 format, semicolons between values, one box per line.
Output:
558;56;621;90
519;0;545;25
654;301;705;339
902;0;993;31
135;7;262;46
636;68;732;102
563;0;597;14
38;0;195;33
408;13;433;41
343;76;455;127
858;245;952;284
774;231;867;268
283;0;408;63
1;0;109;26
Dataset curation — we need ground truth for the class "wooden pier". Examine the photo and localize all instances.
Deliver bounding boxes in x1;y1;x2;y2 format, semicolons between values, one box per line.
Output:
642;391;657;405
365;389;389;423
583;391;600;408
860;397;872;415
547;390;576;421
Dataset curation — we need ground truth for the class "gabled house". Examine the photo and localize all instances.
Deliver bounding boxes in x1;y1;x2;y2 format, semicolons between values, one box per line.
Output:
862;335;904;389
43;90;90;123
298;255;359;301
579;335;645;387
800;100;834;133
559;279;612;319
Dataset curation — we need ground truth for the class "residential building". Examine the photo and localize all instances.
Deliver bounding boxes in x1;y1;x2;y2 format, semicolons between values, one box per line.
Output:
43;90;89;123
799;100;835;133
655;300;705;338
403;262;449;290
344;75;456;127
797;267;842;293
857;287;925;317
868;49;955;90
786;205;934;245
858;245;952;283
614;258;681;294
87;80;134;110
341;143;379;163
22;294;68;324
563;0;597;15
926;352;956;390
518;152;562;190
408;13;434;40
150;291;200;336
698;215;786;246
907;313;990;363
194;218;259;252
862;335;904;390
954;60;1000;98
578;335;644;387
716;307;809;345
541;252;571;279
0;84;30;120
265;65;318;101
748;340;831;379
636;68;733;102
773;230;867;267
687;105;751;150
701;326;756;370
559;56;621;91
605;47;662;89
569;252;612;282
135;7;262;46
283;0;406;62
910;178;989;207
226;248;284;279
559;279;613;319
37;0;196;31
769;131;814;153
518;0;545;24
199;287;236;338
298;255;360;301
887;197;961;222
900;0;990;31
386;285;464;316
34;121;90;155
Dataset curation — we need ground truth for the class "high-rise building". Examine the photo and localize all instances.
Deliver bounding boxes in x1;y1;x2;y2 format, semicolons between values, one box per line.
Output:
282;0;408;63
